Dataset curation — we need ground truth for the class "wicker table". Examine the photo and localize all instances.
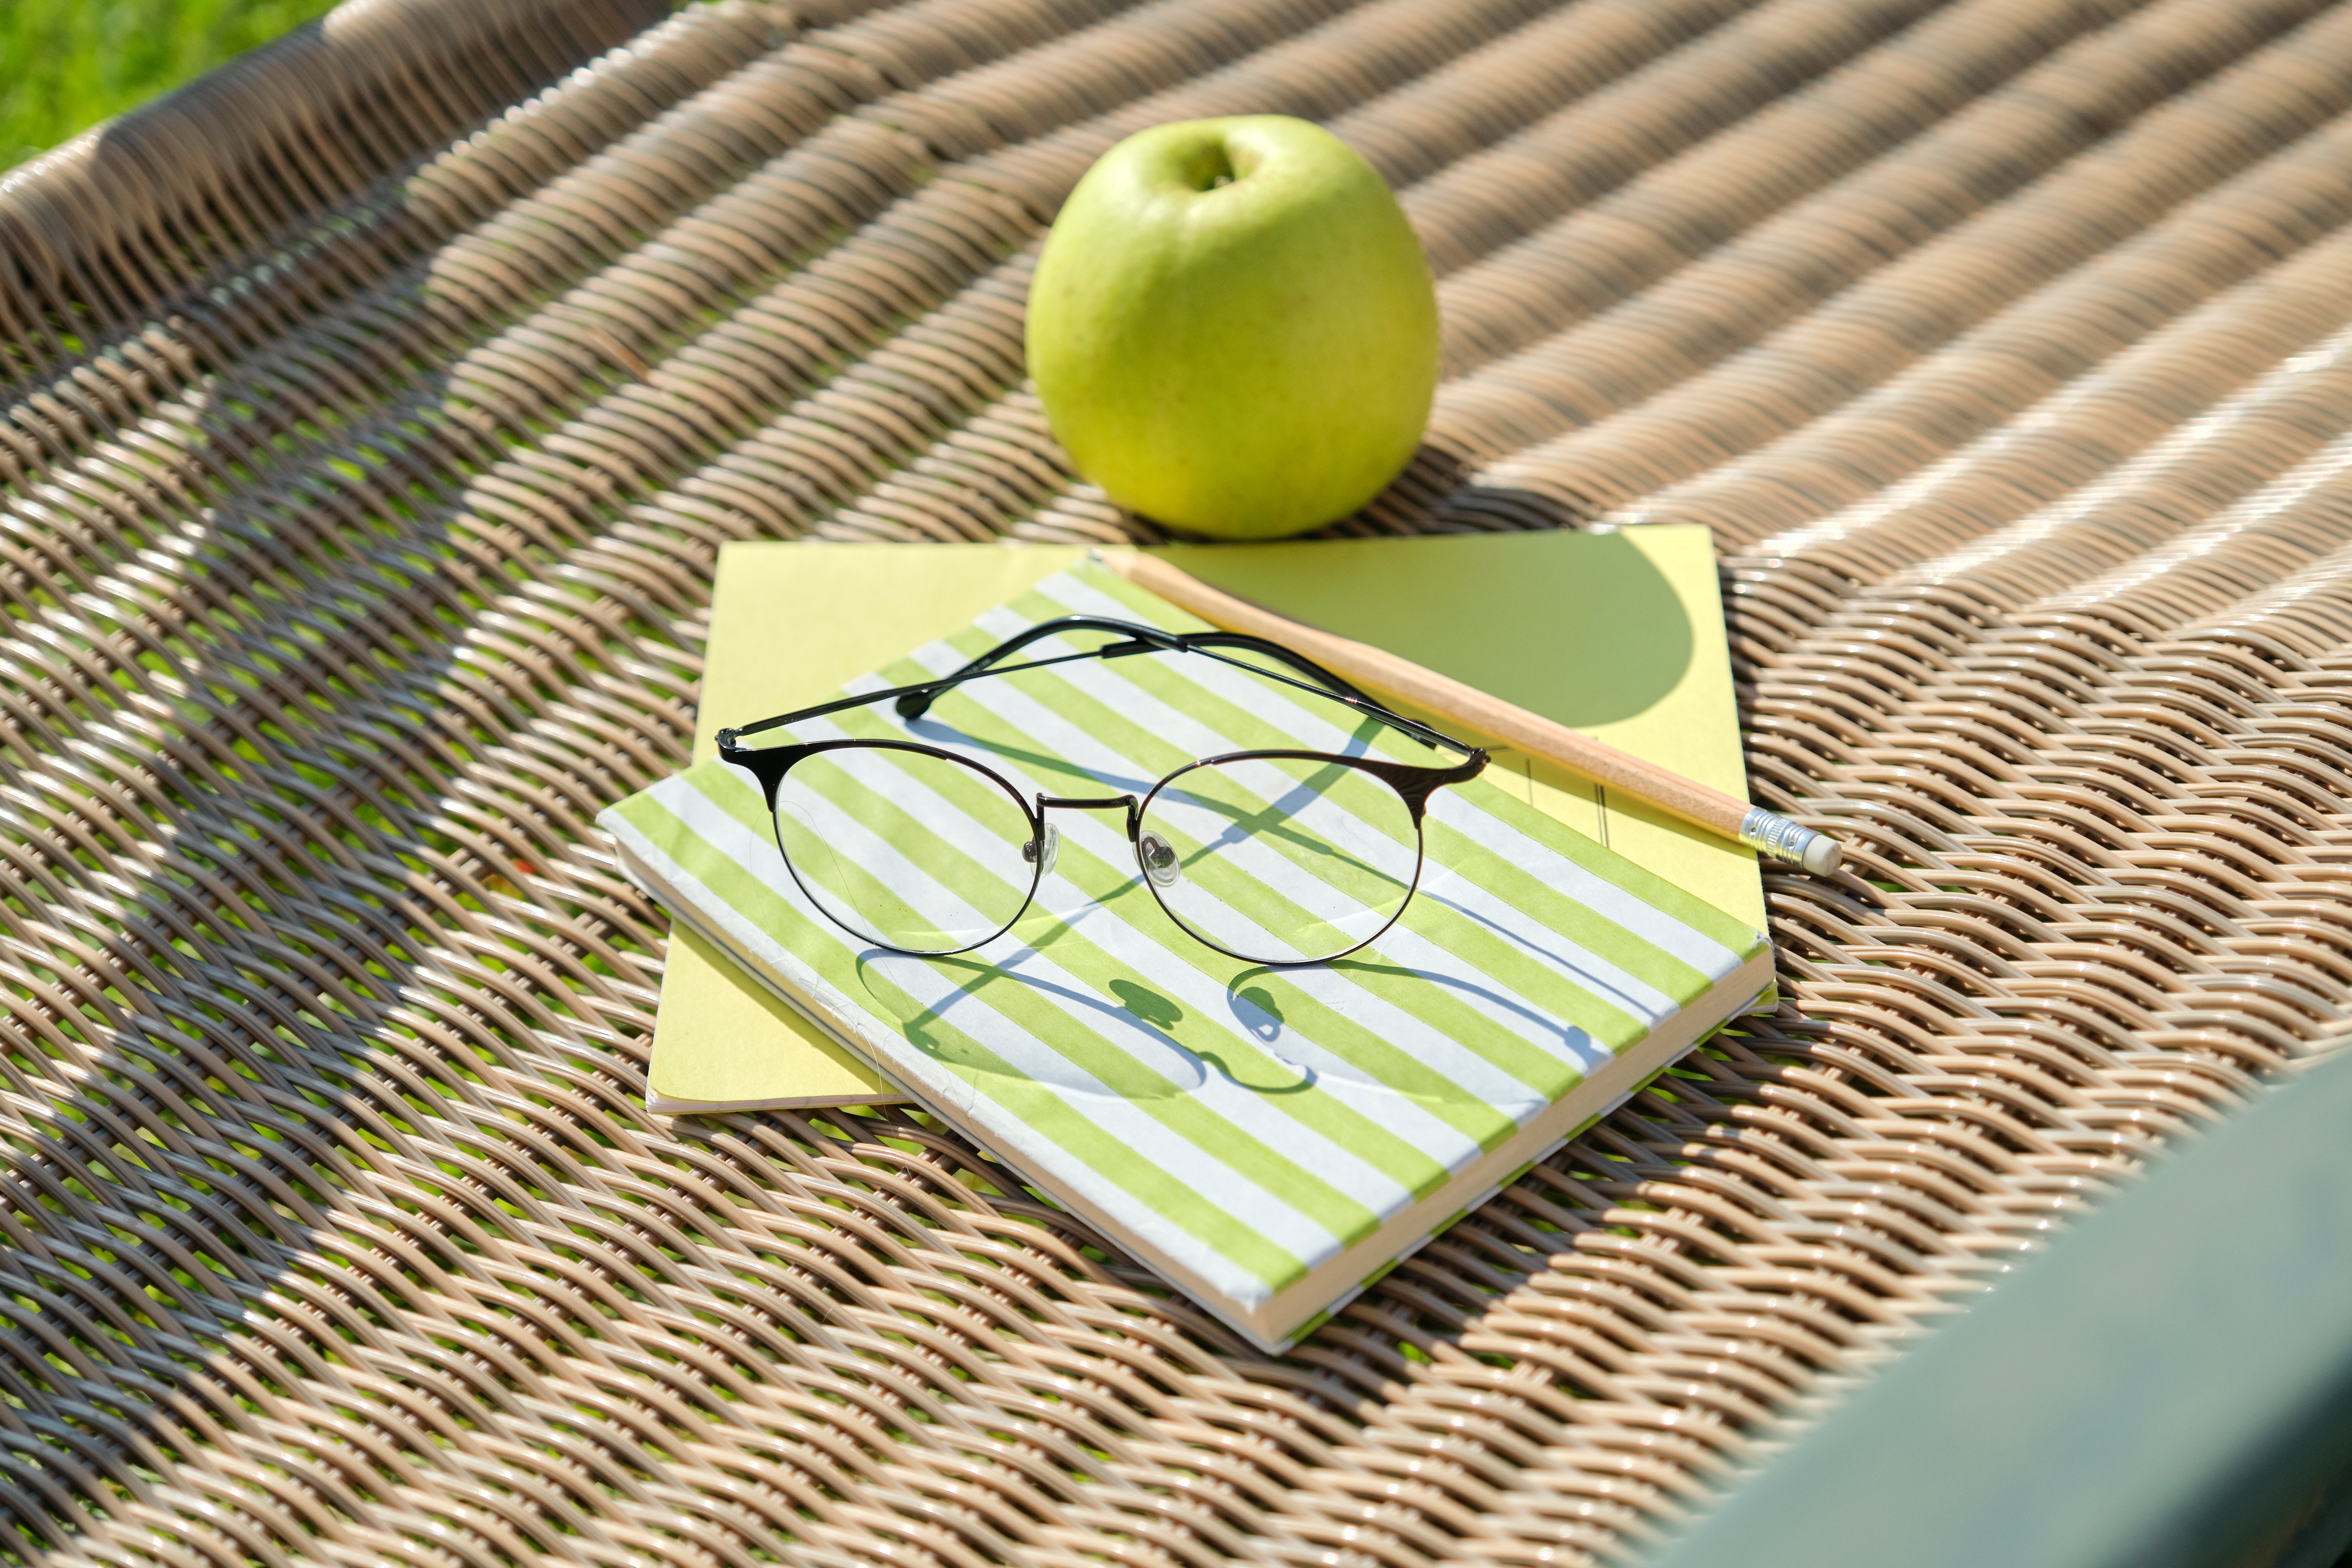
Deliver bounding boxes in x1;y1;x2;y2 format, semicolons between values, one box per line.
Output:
0;0;2347;1562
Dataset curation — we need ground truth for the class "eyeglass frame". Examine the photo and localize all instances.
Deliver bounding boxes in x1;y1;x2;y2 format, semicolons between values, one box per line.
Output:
716;614;1490;965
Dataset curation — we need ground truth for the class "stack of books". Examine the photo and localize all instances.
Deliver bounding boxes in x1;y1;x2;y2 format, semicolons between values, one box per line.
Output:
599;532;1768;1351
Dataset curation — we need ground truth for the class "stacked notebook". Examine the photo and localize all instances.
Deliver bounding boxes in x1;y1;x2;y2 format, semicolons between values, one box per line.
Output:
600;535;1770;1351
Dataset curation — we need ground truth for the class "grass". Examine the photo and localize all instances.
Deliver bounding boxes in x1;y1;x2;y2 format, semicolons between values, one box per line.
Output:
0;0;341;169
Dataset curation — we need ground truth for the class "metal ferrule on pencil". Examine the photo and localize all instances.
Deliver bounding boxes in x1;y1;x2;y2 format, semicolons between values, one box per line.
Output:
1739;807;1843;876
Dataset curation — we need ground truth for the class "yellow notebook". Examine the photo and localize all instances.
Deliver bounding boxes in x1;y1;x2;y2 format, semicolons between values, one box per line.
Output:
649;529;1761;1113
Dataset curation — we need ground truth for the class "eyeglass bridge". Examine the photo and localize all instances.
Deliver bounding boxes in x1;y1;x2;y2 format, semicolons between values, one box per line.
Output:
1027;793;1153;881
1035;790;1140;833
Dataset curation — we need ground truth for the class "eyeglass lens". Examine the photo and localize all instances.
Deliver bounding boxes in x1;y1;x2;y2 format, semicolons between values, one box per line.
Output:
771;744;1037;954
1138;756;1421;963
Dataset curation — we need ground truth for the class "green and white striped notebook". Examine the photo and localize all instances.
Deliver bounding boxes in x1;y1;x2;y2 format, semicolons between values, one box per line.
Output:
601;562;1772;1350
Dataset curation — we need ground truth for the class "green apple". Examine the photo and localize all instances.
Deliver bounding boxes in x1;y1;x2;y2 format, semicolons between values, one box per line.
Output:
1027;115;1440;540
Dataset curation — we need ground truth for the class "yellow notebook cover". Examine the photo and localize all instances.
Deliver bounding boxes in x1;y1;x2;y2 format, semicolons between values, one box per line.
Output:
649;529;1760;1113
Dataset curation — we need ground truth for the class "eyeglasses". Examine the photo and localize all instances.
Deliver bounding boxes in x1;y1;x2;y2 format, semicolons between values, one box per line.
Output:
717;615;1489;966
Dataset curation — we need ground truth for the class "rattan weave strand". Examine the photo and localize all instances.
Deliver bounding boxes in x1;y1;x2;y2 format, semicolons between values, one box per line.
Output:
0;0;2348;1563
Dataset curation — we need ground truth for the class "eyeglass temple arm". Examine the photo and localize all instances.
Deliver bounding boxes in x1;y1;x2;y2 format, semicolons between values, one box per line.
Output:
1203;655;1479;760
893;615;1381;720
720;615;1479;761
890;616;1164;720
715;617;1172;749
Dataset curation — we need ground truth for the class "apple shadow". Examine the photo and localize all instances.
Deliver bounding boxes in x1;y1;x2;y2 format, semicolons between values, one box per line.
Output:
1141;456;1698;729
1346;444;1596;535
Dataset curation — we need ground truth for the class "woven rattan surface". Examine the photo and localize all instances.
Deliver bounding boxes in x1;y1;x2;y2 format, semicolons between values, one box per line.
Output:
2;0;2350;1562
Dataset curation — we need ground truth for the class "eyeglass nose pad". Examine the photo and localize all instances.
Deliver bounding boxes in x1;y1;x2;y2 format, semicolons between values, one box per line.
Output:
1024;822;1060;877
1137;831;1182;888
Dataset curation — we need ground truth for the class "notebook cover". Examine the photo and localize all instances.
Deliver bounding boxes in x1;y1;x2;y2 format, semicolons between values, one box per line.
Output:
602;560;1771;1349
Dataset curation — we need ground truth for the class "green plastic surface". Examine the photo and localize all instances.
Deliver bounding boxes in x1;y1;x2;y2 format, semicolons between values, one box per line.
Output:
1648;1049;2352;1568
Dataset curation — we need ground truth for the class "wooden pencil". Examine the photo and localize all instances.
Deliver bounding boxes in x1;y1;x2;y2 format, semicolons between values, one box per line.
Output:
1099;549;1844;877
